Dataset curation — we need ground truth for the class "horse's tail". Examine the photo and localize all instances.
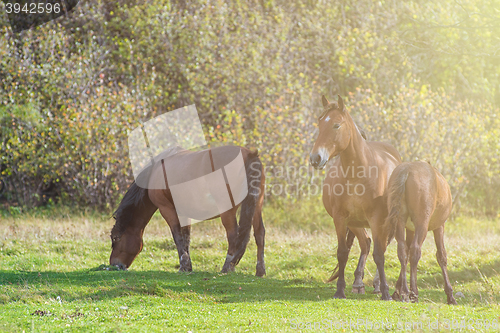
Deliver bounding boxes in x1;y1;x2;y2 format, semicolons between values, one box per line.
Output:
111;182;157;243
231;150;263;265
385;165;410;244
327;228;356;283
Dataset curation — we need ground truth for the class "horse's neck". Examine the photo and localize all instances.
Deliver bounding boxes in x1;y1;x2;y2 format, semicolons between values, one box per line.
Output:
339;119;370;171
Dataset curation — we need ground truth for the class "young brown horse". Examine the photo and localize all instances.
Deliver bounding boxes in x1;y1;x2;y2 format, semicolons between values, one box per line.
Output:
109;146;266;277
387;161;457;304
310;95;401;300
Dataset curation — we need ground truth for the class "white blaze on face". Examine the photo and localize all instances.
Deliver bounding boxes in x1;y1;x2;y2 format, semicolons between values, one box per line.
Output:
318;146;330;163
324;115;330;122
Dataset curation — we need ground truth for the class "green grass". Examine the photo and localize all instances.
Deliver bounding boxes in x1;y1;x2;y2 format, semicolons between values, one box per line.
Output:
1;204;500;332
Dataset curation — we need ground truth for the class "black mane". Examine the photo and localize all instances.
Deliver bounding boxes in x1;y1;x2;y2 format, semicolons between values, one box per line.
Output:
110;182;157;245
356;124;368;140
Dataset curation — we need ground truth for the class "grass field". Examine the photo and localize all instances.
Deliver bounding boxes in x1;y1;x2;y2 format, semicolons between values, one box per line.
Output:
1;202;500;332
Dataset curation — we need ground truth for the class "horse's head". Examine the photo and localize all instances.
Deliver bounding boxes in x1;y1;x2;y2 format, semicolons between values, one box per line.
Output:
310;95;352;169
109;225;144;270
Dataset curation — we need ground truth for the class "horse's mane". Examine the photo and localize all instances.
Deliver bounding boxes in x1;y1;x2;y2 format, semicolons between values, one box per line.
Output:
110;181;156;244
354;123;368;140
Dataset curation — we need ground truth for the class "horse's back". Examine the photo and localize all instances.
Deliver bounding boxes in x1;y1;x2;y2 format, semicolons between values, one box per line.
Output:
148;145;261;221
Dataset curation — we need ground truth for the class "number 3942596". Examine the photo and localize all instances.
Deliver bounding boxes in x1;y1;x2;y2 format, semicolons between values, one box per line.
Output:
5;2;61;14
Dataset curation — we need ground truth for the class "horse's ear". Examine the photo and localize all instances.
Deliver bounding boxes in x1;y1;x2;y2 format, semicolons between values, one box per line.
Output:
337;95;345;112
322;95;330;108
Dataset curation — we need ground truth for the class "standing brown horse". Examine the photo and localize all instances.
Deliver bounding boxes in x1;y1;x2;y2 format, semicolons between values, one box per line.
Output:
109;146;266;277
310;95;401;300
387;161;457;304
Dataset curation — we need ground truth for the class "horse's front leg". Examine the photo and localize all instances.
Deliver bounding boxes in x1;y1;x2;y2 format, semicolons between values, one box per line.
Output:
350;227;371;294
178;223;192;272
159;206;192;272
371;223;392;301
433;225;457;305
221;210;238;273
333;218;349;299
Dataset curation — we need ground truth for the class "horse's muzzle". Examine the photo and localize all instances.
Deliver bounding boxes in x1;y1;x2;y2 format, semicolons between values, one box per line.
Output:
115;263;128;271
310;153;326;169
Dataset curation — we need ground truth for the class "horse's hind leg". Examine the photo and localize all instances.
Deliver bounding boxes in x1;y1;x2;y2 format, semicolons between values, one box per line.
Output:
393;215;410;302
253;209;266;277
159;206;192;272
221;210;238;273
409;223;427;303
433;225;457;305
350;228;370;294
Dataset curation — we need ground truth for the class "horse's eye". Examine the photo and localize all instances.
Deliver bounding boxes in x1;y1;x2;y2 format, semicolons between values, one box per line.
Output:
333;123;341;129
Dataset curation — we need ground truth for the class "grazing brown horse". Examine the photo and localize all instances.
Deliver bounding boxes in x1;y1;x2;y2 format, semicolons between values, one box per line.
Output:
387;161;457;304
310;95;401;300
109;146;266;277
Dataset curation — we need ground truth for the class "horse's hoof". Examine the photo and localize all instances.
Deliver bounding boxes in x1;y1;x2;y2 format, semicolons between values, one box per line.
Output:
409;292;418;303
221;262;235;274
179;252;191;265
372;288;381;294
178;266;192;273
381;294;393;301
448;297;457;305
392;291;401;301
352;286;365;294
255;265;266;277
333;292;346;299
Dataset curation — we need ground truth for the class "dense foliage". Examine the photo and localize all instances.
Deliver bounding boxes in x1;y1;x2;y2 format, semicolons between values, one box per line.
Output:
0;0;498;215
